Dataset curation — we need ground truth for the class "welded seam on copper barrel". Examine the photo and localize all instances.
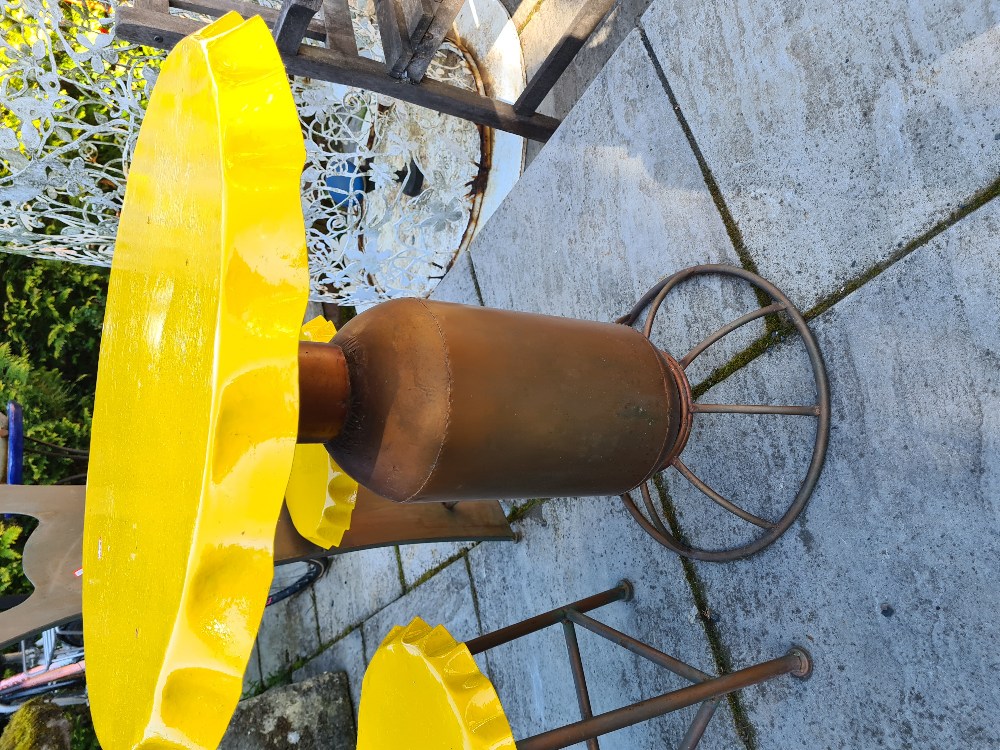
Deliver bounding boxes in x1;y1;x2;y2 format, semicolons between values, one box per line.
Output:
627;332;681;491
657;351;694;470
408;298;454;502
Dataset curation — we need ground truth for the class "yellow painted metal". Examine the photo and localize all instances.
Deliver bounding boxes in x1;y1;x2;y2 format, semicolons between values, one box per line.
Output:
299;315;338;343
83;13;308;750
358;618;517;750
285;317;358;548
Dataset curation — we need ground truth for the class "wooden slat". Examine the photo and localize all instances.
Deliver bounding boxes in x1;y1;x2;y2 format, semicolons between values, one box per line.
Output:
400;0;435;44
170;0;329;41
0;486;84;650
273;489;514;563
373;0;412;77
291;42;559;140
272;0;324;55
0;485;513;646
404;0;463;82
514;0;617;114
321;0;357;56
136;0;170;10
118;6;561;141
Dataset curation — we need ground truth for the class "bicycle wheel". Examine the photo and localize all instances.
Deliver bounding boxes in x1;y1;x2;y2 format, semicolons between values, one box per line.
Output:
0;678;88;713
0;655;87;714
56;620;85;649
266;559;328;607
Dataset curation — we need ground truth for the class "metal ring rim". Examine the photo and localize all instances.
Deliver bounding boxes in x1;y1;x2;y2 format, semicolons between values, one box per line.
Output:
623;264;831;562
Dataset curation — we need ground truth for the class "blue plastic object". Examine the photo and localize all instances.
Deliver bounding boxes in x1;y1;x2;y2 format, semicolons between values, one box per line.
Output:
5;401;23;485
325;161;365;209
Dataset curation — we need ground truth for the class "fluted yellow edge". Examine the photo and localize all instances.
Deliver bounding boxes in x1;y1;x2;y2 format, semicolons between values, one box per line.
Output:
285;317;358;548
358;618;517;750
83;13;308;750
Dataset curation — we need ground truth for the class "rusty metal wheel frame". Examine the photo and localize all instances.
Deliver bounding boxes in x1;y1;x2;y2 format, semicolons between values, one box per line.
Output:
618;264;831;562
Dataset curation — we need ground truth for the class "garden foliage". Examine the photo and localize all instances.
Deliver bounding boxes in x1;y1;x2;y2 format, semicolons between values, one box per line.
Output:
1;254;106;484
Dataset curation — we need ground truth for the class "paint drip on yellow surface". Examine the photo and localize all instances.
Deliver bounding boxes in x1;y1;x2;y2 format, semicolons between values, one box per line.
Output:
358;618;517;750
83;13;308;750
285;317;358;548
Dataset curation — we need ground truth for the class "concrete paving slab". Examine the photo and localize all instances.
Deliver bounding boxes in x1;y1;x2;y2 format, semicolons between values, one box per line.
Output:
313;547;403;643
468;498;743;749
361;558;483;662
428;250;482;305
293;629;367;721
257;588;321;681
660;201;1000;748
469;29;766;382
640;0;1000;311
398;540;476;588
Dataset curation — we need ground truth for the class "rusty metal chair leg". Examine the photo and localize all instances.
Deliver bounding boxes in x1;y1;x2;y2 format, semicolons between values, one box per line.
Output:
463;582;812;750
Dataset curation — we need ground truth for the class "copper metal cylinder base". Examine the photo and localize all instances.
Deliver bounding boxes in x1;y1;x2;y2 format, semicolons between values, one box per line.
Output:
321;299;691;503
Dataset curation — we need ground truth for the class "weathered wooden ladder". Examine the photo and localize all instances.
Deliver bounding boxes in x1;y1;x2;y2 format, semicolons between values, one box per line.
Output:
117;0;617;141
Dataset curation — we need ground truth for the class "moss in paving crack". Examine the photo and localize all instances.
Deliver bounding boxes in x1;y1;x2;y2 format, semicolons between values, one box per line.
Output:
516;0;546;31
807;173;1000;321
289;654;311;674
394;545;407;591
261;667;294;693
311;623;360;660
249;623;362;699
691;328;792;401
310;586;322;644
464;553;487;637
506;498;549;524
407;548;469;590
651;475;758;750
468;255;486;306
637;25;774;322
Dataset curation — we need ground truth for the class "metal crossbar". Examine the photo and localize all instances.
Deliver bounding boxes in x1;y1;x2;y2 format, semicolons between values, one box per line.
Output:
465;582;811;750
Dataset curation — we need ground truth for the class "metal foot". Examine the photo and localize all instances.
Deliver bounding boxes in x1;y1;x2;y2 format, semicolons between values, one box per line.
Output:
787;646;813;679
618;264;831;562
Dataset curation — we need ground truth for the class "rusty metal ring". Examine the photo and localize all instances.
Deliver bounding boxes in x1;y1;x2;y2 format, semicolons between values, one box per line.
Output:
619;264;831;562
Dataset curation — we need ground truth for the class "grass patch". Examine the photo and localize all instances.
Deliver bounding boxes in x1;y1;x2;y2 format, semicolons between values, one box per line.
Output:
505;498;549;524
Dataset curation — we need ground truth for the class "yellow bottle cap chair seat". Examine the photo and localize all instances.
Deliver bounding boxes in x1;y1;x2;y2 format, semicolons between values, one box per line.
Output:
358;618;517;750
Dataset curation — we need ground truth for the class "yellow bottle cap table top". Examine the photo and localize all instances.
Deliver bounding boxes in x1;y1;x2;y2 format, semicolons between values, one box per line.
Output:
358;618;517;750
83;13;308;750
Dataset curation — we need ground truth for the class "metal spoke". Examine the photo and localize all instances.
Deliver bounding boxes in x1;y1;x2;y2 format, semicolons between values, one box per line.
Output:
673;459;774;529
692;403;820;416
679;302;784;368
